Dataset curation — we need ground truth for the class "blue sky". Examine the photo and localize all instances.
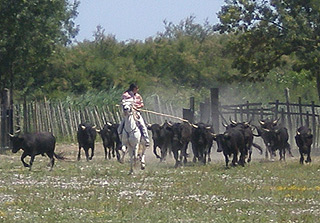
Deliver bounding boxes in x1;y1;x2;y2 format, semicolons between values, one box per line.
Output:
74;0;226;42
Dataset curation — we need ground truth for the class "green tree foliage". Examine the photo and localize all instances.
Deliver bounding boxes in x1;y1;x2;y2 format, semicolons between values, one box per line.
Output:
215;0;320;99
39;20;236;103
0;0;79;98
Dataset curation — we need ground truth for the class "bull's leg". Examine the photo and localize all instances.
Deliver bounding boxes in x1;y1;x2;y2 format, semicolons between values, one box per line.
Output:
21;152;30;168
231;152;238;167
47;152;55;171
182;144;188;164
108;146;112;160
265;148;269;159
299;150;304;164
207;146;212;162
238;153;245;167
198;149;204;164
115;143;121;162
279;148;286;161
191;145;198;163
247;148;252;163
84;148;90;161
103;146;108;160
116;149;121;162
224;154;229;168
173;149;180;168
203;152;207;165
153;145;161;159
77;145;82;161
29;155;35;171
269;148;275;161
89;146;94;160
306;148;311;163
112;144;115;158
160;147;167;162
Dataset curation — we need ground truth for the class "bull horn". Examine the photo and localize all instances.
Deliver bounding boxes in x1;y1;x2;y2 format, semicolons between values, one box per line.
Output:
211;133;217;138
192;124;198;128
273;118;280;125
81;125;86;130
96;129;101;133
222;122;228;128
205;126;211;130
107;122;112;126
8;133;15;138
229;117;237;124
296;131;300;135
259;120;265;125
167;121;173;127
263;128;270;132
92;125;96;129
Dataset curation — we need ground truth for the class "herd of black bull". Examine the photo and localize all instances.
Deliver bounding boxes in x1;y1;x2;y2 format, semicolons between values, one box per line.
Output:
8;118;313;170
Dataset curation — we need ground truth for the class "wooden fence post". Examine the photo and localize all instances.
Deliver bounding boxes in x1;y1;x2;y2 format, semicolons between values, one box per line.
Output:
1;89;11;150
274;100;279;119
285;88;294;146
311;101;317;149
298;97;303;126
246;101;250;121
210;88;219;133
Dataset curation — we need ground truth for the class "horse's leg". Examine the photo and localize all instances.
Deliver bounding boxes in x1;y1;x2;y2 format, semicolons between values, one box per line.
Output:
120;145;127;164
128;146;134;175
139;143;146;170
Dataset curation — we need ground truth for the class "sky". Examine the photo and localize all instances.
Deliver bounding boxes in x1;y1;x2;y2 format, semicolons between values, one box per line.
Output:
74;0;226;42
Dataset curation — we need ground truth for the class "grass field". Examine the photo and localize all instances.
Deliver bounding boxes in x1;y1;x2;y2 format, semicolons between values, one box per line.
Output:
0;143;320;223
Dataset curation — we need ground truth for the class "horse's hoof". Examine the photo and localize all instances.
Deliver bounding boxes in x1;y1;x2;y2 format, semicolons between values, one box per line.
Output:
141;164;145;170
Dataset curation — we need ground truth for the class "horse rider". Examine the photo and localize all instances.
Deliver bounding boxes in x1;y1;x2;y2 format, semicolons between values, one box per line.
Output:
118;83;150;147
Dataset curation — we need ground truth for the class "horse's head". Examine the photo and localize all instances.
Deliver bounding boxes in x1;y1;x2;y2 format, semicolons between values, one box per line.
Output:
122;102;134;116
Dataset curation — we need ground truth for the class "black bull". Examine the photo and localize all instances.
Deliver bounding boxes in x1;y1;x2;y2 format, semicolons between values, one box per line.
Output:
191;123;214;164
77;123;97;161
214;127;246;167
147;122;172;162
295;126;313;164
165;122;192;168
223;121;263;163
10;132;65;170
256;119;292;161
98;122;122;162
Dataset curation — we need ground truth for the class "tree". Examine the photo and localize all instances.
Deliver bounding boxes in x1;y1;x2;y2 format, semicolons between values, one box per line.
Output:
215;0;320;99
0;0;79;100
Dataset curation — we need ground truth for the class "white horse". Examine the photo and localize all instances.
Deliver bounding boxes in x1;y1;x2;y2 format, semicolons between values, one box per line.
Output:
120;102;146;174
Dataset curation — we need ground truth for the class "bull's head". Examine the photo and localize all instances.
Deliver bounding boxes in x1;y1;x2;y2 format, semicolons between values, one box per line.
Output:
9;131;24;153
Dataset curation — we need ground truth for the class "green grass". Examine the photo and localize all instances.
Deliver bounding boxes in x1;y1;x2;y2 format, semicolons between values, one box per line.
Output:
0;144;320;222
